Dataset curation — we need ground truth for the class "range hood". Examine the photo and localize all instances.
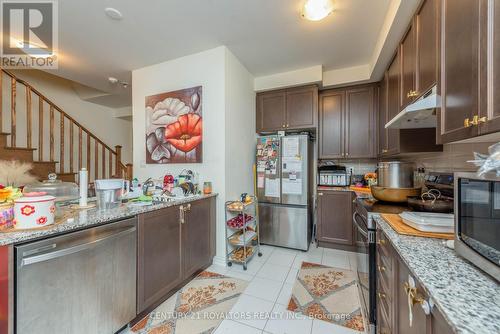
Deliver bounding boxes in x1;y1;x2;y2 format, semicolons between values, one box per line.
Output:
385;86;439;129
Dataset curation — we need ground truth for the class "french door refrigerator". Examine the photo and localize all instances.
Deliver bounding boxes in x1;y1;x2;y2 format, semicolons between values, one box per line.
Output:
256;134;312;251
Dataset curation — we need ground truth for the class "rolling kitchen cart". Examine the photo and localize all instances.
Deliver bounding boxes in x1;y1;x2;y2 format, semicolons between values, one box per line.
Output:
225;196;262;270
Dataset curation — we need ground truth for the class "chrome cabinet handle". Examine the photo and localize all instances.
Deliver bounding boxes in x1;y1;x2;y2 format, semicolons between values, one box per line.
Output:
378;265;386;272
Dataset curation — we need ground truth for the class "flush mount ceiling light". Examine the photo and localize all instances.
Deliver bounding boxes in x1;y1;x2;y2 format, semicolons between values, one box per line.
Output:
104;7;123;20
301;0;334;21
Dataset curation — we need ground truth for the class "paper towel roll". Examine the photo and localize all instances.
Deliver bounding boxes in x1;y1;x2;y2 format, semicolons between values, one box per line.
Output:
79;168;88;207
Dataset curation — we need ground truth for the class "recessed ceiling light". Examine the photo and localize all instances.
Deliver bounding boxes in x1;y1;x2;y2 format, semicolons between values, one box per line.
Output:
104;7;123;20
301;0;334;21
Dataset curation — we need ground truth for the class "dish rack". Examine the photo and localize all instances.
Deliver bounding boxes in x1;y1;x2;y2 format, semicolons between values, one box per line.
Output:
225;196;262;270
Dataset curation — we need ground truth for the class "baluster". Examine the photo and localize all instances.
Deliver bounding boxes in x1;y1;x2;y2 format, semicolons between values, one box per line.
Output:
10;78;16;146
49;105;54;161
26;86;32;148
95;140;98;180
60;115;64;173
108;150;112;178
70;123;74;173
38;98;43;161
102;146;105;179
115;145;122;177
78;127;82;170
126;164;133;181
86;134;90;176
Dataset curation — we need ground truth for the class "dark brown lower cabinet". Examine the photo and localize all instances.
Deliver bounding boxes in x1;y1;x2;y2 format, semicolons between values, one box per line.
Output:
137;197;216;315
317;190;355;249
376;228;454;334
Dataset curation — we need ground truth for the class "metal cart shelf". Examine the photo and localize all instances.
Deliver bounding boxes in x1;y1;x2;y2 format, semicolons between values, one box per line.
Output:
225;196;262;270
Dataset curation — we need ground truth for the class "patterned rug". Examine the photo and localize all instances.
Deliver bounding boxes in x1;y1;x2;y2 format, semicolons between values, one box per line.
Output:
128;271;248;334
287;262;365;332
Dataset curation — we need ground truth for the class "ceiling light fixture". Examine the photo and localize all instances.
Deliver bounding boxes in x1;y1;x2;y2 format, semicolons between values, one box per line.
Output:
104;7;123;20
301;0;334;21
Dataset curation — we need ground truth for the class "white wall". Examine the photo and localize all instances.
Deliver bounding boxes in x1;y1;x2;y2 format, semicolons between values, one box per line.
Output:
132;46;255;264
3;70;133;164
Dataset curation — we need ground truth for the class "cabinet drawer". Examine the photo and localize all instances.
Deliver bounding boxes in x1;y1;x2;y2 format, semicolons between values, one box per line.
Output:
376;229;393;269
377;250;394;294
377;303;392;334
377;279;392;332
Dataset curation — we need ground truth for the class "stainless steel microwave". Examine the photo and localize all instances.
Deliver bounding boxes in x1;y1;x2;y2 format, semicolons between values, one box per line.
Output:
454;172;500;282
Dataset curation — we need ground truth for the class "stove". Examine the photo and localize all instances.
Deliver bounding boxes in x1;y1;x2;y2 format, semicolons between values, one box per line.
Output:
353;172;454;333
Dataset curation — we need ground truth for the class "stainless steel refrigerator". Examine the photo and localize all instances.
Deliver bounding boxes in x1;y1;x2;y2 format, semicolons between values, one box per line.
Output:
256;134;312;251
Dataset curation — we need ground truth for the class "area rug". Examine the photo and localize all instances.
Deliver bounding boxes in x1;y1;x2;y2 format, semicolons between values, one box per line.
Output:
129;271;248;334
287;262;365;332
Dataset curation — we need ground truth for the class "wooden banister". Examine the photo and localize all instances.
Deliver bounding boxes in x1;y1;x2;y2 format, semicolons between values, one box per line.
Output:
1;69;133;182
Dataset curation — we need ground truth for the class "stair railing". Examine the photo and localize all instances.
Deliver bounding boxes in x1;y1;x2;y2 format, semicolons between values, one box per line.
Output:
0;69;132;182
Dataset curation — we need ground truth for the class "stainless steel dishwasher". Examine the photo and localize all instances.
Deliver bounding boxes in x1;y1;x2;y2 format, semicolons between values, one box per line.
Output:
15;218;137;334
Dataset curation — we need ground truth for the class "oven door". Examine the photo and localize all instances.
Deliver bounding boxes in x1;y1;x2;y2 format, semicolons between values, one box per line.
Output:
353;209;375;326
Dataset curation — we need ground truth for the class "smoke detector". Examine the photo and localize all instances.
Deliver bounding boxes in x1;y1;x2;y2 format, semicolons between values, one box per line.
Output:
104;8;123;20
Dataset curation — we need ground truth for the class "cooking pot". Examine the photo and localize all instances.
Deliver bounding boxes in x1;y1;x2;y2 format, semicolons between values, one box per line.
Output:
377;161;415;188
407;189;454;213
371;185;421;203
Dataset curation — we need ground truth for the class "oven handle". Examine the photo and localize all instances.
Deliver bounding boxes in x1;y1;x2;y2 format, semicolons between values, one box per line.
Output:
353;212;368;239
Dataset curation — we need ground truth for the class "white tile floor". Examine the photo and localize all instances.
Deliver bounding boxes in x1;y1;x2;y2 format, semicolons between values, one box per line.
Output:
205;243;364;334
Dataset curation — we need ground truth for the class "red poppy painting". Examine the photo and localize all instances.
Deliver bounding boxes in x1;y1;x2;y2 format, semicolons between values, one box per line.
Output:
145;86;202;163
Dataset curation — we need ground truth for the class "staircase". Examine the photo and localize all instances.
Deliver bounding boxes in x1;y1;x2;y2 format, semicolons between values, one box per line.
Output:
0;69;132;183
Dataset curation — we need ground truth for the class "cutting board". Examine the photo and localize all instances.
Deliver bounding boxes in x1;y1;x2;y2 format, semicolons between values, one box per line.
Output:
380;214;454;240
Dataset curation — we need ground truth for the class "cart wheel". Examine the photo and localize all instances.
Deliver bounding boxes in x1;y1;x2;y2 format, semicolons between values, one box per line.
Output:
227;262;232;267
243;264;248;271
258;252;263;257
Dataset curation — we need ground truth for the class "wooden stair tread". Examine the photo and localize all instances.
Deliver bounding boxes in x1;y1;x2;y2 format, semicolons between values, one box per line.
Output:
2;146;37;151
32;161;58;165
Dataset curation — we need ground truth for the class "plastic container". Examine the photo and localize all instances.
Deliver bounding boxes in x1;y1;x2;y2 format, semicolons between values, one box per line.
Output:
399;212;454;233
14;195;56;229
23;173;79;204
95;179;129;210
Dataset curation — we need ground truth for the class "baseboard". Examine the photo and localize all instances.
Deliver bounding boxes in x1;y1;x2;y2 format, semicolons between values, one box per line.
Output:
212;255;227;267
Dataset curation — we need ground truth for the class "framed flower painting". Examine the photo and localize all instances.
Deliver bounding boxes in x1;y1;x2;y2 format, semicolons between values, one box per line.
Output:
145;86;202;163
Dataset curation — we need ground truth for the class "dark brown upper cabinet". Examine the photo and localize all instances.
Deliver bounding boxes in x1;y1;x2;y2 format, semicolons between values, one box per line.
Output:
256;85;318;133
416;0;438;97
479;0;500;134
378;73;388;156
345;86;377;158
317;190;354;246
438;0;481;143
386;51;401;156
319;90;344;159
401;22;417;109
319;84;377;159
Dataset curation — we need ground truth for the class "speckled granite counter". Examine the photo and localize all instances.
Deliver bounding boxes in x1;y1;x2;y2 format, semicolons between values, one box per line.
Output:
374;215;500;334
0;193;217;246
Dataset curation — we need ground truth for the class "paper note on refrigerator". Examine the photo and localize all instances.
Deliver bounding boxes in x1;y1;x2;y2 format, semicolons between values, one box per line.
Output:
264;178;280;198
282;157;302;173
283;137;299;157
282;178;302;195
257;175;265;188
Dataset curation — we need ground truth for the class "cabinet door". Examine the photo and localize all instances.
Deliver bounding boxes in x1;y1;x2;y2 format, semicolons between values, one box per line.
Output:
286;86;318;130
379;74;389;156
256;91;286;132
397;259;429;334
137;206;182;313
387;52;401;155
416;0;438;97
182;198;212;279
345;86;376;158
439;0;480;143
401;22;417;108
481;0;500;133
319;90;345;159
317;191;353;245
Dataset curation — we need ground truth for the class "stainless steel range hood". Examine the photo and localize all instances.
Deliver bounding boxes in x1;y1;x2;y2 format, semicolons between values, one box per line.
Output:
385;86;439;129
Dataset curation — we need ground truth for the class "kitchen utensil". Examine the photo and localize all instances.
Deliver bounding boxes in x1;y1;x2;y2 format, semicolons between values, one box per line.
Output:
79;168;88;207
14;194;56;229
23;173;79;204
371;185;421;203
380;214;454;239
407;189;453;213
95;179;129;209
377;161;415;188
399;212;454;234
203;182;212;194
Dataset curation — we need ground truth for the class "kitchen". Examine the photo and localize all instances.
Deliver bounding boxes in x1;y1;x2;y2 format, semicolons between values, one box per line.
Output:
0;0;500;334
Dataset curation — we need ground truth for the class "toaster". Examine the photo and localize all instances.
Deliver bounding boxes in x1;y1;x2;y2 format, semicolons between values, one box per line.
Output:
318;165;351;187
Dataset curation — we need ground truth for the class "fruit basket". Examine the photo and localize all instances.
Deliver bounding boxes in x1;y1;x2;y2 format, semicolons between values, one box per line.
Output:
225;195;262;270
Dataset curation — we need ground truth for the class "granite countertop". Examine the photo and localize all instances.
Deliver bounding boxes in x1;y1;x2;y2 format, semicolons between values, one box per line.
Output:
0;193;218;246
374;215;500;334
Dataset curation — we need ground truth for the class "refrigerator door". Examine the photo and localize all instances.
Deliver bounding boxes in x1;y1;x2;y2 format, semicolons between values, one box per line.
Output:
259;203;310;250
281;135;309;206
256;136;281;204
